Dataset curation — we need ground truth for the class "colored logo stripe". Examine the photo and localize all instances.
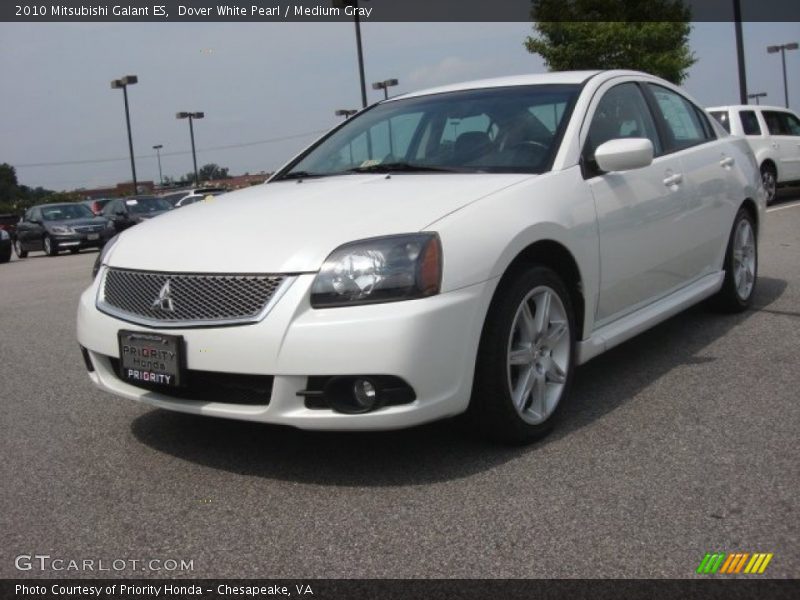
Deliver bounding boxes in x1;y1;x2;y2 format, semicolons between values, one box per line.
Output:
697;552;773;574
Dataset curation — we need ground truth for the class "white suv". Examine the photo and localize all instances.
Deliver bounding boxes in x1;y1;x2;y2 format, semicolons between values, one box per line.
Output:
708;105;800;204
78;71;764;443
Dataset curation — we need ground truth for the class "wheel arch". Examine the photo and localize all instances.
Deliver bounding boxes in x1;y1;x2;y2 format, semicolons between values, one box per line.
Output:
739;197;759;234
759;157;778;179
492;239;586;340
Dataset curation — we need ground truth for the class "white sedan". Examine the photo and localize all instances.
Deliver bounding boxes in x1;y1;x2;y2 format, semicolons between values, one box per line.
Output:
77;70;764;443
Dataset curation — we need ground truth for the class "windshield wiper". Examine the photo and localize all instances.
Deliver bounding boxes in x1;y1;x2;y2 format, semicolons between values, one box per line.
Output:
278;171;326;181
343;162;460;174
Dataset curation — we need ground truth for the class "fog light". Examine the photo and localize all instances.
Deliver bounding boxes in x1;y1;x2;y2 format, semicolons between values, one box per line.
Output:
324;376;382;414
353;379;377;410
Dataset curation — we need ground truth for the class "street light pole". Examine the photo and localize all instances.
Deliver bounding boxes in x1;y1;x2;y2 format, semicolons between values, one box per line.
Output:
177;112;204;186
733;0;748;104
747;92;767;105
371;78;399;100
335;109;358;119
152;144;163;186
334;0;368;108
767;42;798;108
354;11;367;108
111;75;139;193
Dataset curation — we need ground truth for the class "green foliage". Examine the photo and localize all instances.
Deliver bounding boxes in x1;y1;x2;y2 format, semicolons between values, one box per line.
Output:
0;163;61;214
177;163;231;184
0;163;20;204
525;0;696;84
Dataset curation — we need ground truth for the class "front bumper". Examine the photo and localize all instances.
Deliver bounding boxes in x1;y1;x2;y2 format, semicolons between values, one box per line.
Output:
52;230;113;249
77;273;495;430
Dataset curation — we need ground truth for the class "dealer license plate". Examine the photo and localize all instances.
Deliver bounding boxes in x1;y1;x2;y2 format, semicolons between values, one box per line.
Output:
87;233;99;240
118;330;183;387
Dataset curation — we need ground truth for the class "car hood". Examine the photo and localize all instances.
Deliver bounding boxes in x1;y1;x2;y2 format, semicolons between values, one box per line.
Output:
108;173;532;273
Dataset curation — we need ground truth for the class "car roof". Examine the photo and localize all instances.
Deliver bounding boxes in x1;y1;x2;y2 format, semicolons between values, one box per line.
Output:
707;105;796;112
392;70;605;101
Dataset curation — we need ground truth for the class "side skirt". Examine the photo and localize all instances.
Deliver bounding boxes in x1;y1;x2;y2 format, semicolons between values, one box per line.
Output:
576;272;725;365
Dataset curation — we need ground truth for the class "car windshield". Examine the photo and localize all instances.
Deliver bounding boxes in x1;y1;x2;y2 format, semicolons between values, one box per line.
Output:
125;197;172;214
41;204;95;221
279;84;580;179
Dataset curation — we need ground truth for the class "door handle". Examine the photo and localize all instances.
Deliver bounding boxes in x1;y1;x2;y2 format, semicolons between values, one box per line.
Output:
663;173;683;187
719;156;734;168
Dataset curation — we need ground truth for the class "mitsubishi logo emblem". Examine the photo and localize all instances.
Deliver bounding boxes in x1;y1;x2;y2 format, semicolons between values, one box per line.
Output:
152;280;175;312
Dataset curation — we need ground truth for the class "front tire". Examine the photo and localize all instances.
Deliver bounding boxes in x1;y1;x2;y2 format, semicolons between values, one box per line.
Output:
14;239;27;258
711;208;757;313
761;163;777;206
43;235;58;256
468;266;576;444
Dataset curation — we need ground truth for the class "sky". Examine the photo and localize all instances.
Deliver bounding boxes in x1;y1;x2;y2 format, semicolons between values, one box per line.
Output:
1;20;799;191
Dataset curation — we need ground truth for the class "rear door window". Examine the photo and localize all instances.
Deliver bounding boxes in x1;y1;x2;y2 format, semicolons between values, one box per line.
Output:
762;111;790;135
739;111;762;135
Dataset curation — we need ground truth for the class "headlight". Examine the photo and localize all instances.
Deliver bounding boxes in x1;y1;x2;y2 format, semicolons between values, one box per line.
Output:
311;233;442;308
92;234;120;280
50;225;74;234
105;220;115;229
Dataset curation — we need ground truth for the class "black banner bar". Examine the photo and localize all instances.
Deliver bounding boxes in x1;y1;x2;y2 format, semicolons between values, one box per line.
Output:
2;0;800;23
2;579;799;600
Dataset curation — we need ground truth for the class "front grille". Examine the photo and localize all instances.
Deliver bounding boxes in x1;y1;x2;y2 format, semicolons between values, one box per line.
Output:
109;357;273;405
99;268;287;326
74;225;105;233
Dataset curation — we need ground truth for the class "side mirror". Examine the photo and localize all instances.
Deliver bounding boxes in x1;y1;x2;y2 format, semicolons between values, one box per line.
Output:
594;138;654;172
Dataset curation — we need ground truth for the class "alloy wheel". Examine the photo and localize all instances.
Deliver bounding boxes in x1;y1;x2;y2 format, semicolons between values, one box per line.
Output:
506;285;571;425
732;219;756;301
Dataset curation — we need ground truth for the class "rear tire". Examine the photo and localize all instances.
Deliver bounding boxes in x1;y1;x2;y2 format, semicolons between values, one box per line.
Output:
760;163;777;206
467;266;576;444
14;239;27;258
710;208;757;313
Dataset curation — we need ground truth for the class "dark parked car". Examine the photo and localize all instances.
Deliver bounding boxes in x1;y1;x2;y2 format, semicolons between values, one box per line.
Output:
82;198;114;216
0;229;11;263
14;203;114;258
102;196;173;233
0;213;19;238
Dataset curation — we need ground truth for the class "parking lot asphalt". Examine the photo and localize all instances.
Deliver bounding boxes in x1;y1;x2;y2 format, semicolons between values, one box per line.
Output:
1;193;799;580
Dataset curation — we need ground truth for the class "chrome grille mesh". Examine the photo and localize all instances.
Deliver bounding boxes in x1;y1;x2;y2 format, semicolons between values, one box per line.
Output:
100;268;286;325
74;225;105;233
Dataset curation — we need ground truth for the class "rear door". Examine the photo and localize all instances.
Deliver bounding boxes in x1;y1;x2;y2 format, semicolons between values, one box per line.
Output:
583;81;690;325
644;83;734;282
762;110;800;181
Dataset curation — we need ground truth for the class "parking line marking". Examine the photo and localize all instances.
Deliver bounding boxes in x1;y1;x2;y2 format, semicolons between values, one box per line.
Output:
767;200;800;213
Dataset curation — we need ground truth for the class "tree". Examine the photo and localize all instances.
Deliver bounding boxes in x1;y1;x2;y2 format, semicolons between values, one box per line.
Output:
0;163;20;202
179;163;231;184
525;0;696;85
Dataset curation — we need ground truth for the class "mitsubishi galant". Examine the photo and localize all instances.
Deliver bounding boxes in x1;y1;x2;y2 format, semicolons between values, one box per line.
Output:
77;70;764;442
